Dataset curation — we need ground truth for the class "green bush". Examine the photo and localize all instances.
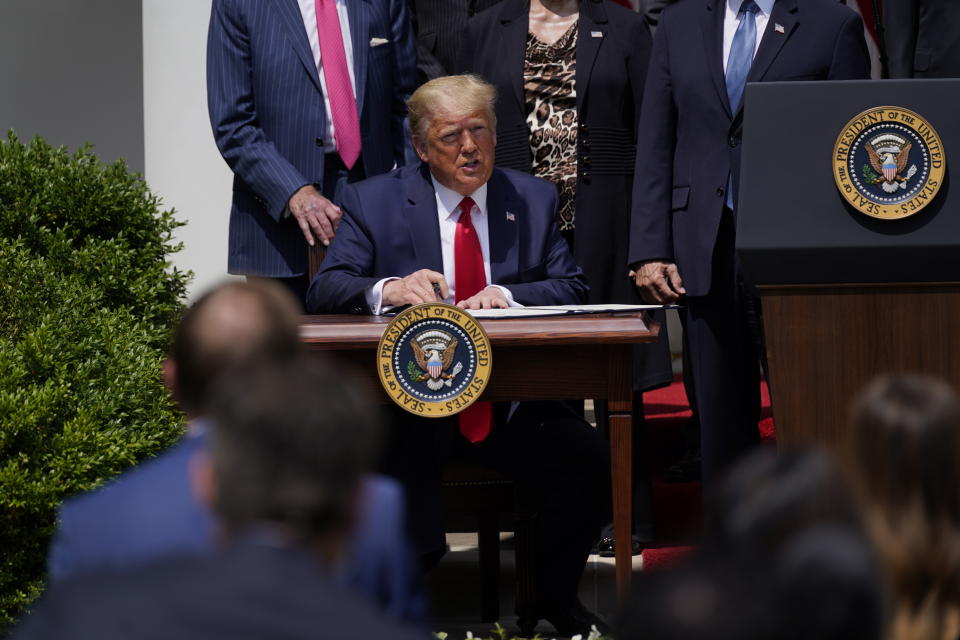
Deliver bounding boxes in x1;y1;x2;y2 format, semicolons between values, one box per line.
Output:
0;133;190;629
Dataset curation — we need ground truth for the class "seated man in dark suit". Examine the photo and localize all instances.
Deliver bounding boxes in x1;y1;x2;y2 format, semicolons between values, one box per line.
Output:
46;281;423;623
307;74;611;637
15;356;423;640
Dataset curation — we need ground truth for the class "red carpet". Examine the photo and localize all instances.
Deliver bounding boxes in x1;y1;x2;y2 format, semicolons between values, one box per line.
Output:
643;376;774;443
639;377;773;567
642;546;694;571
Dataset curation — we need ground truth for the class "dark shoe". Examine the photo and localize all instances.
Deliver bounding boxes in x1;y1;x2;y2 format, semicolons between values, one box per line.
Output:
665;451;702;483
596;535;643;558
518;601;611;638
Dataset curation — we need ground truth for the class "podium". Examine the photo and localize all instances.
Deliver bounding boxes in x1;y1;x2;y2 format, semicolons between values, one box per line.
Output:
737;79;960;451
299;312;660;597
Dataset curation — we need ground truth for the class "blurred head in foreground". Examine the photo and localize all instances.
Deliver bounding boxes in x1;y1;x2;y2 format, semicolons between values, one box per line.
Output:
195;354;382;557
166;279;301;417
619;449;884;640
14;357;405;640
847;374;960;640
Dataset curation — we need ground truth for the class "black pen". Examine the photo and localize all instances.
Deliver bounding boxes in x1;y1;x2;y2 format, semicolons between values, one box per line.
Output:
432;282;443;301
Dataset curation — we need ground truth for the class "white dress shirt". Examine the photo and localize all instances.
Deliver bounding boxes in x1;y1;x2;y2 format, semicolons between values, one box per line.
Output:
365;177;519;315
297;0;357;153
722;0;776;69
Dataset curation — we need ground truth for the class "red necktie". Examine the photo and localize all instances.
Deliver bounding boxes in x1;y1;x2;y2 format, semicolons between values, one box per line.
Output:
315;0;362;169
454;197;492;443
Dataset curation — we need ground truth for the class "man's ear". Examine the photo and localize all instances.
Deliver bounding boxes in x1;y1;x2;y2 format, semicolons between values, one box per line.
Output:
162;358;176;394
163;357;187;412
412;135;429;163
189;450;216;510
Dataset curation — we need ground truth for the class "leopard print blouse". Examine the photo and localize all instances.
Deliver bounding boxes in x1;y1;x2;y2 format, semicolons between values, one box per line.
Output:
524;21;578;233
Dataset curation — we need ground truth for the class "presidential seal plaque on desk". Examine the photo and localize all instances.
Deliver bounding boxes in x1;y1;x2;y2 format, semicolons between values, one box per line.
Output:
376;303;492;417
833;106;946;220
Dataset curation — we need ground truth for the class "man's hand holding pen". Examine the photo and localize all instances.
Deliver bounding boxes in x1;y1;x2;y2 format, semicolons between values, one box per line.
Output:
382;270;449;307
381;270;509;310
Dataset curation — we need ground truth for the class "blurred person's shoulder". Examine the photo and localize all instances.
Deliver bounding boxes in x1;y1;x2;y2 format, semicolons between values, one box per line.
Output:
20;543;423;640
55;436;205;549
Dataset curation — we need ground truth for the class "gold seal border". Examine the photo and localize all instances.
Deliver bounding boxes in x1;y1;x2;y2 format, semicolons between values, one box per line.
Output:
833;105;946;220
376;302;493;418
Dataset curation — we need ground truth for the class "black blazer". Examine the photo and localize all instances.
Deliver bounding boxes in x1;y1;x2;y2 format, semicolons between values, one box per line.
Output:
409;0;505;81
639;0;675;34
882;0;960;79
460;0;652;305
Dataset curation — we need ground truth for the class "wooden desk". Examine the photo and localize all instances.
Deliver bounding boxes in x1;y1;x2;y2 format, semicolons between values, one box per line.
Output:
300;312;660;597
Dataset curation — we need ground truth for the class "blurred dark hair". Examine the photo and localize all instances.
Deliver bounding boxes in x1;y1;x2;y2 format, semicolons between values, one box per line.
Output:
704;448;865;563
171;280;301;414
619;529;883;640
847;374;960;639
205;354;383;540
619;449;884;640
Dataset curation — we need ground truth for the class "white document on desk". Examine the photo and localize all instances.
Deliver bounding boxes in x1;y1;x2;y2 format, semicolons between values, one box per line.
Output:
466;304;665;319
526;304;664;313
466;308;570;319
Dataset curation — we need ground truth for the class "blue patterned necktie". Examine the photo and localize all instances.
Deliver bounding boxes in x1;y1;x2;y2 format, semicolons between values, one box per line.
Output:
724;0;760;210
725;0;760;112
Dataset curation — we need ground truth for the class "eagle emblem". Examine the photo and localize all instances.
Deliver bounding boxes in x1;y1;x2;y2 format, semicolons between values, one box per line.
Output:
408;330;464;391
865;133;917;193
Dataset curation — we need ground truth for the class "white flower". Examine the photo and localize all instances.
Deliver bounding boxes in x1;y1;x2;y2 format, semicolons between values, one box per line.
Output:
587;624;602;640
571;635;583;640
465;632;473;639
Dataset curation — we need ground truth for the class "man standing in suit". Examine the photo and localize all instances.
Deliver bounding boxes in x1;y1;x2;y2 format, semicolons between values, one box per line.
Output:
16;356;423;640
882;0;960;78
308;75;611;637
629;0;870;484
47;281;424;623
407;0;504;82
207;0;417;304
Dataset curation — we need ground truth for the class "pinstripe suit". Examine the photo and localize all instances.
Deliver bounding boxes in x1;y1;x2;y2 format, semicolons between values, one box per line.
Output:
207;0;416;279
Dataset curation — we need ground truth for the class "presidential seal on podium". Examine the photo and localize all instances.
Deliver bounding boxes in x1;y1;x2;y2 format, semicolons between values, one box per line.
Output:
376;303;492;417
833;106;946;220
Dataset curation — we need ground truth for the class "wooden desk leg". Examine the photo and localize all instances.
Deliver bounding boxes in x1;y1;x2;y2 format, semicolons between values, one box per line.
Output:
607;345;633;599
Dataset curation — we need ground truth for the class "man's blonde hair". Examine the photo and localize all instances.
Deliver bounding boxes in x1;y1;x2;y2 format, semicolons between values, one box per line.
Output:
407;74;497;141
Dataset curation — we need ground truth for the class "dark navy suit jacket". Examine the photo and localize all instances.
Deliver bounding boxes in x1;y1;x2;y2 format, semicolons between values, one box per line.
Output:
306;163;588;313
207;0;417;278
22;540;424;640
48;429;424;624
628;0;870;296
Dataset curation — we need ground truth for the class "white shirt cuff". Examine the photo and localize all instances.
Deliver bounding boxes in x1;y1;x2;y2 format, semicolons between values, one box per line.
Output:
488;285;522;308
365;277;400;315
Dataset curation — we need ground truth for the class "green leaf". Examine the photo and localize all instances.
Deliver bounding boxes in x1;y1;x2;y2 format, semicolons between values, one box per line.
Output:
0;132;191;630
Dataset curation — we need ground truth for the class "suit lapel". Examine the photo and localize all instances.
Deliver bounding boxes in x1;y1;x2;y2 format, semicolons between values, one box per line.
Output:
498;0;529;118
485;171;519;284
347;0;370;116
575;1;607;115
745;0;798;86
700;0;732;118
403;165;444;274
272;0;323;93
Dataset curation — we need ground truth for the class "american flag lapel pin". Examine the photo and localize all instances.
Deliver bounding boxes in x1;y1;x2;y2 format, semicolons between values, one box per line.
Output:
591;31;603;38
506;212;516;222
774;23;785;34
